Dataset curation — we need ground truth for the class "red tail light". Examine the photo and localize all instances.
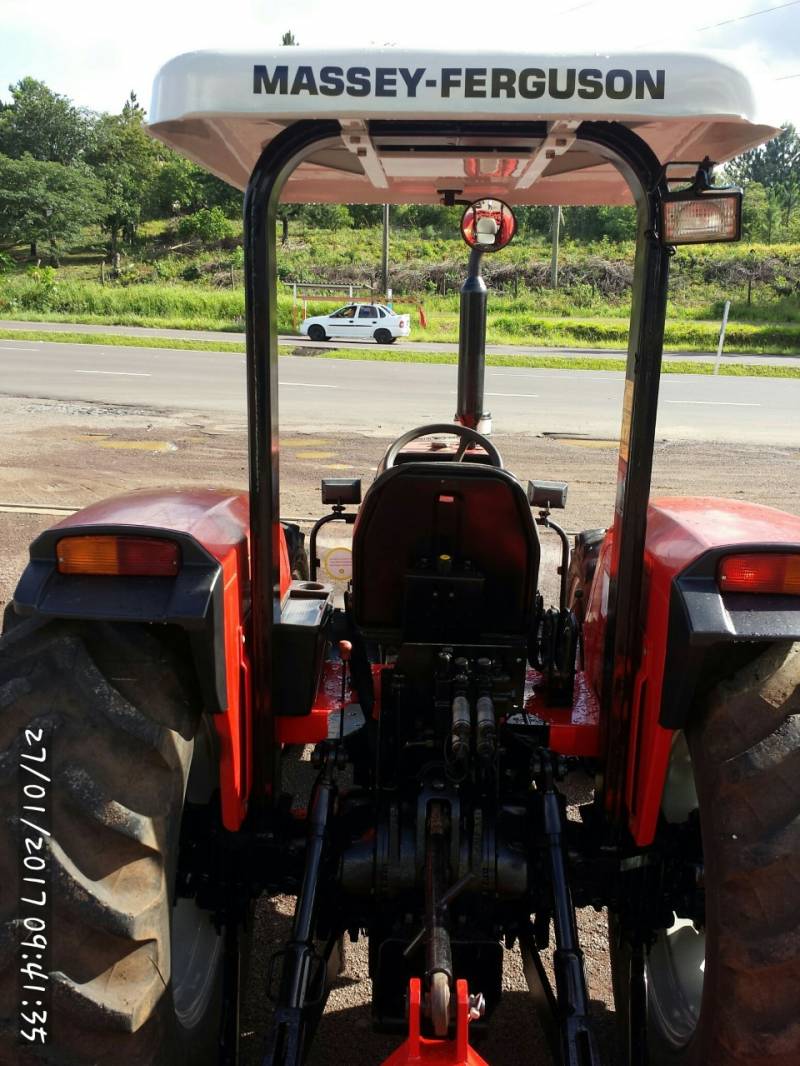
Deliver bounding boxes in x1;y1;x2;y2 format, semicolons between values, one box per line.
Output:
717;553;800;595
57;535;180;576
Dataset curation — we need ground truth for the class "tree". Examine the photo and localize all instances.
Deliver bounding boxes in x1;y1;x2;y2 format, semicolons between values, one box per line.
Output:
740;182;784;243
149;154;208;216
726;124;800;227
0;77;92;164
347;204;384;227
562;205;636;242
281;31;299;45
177;206;234;242
0;154;102;262
86;98;160;253
276;203;303;244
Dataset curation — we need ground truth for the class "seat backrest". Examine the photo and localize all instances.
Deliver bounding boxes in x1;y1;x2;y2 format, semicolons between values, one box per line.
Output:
352;462;539;641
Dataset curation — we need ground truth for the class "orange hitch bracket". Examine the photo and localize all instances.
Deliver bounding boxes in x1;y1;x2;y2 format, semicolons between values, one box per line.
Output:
382;979;489;1066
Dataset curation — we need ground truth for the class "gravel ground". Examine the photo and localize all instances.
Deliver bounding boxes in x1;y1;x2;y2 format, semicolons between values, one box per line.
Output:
1;395;798;1065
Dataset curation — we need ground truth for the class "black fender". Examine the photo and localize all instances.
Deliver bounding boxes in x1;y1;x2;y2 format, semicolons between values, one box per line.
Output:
660;543;800;729
9;522;228;714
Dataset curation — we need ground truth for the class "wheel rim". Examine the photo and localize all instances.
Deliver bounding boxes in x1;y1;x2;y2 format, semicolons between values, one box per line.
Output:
646;732;704;1050
172;899;224;1029
172;718;224;1031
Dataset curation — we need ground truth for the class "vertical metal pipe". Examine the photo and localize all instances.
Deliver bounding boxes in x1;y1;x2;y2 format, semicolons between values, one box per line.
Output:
243;121;340;804
381;203;390;298
455;248;490;432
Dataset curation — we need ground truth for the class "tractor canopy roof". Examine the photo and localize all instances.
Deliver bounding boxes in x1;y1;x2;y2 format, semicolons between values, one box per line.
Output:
148;49;781;206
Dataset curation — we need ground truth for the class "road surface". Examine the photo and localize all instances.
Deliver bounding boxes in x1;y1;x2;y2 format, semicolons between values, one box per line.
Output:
1;317;797;366
1;337;798;444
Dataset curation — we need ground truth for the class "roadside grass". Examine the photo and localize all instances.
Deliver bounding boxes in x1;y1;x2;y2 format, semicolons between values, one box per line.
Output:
0;329;246;354
286;346;800;378
3;329;799;377
1;300;799;354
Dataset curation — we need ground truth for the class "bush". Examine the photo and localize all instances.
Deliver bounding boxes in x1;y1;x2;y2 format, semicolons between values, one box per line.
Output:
177;207;235;243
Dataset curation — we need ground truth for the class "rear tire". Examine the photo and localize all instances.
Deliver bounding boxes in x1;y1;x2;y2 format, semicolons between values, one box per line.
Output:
0;620;227;1065
307;324;326;342
612;641;800;1065
374;329;394;344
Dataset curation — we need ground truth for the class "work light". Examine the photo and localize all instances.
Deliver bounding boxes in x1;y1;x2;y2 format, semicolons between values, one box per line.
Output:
660;158;742;245
661;189;742;245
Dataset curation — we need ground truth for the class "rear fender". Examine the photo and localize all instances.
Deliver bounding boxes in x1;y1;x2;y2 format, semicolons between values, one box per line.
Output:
11;488;291;830
624;498;800;846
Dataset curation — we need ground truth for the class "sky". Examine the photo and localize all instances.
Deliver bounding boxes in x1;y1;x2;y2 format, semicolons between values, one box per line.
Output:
1;0;799;124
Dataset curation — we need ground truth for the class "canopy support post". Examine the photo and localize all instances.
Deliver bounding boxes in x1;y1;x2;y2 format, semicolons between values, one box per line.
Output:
243;120;341;806
577;122;672;826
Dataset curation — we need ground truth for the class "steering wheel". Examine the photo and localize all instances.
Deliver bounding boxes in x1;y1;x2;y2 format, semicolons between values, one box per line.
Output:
381;422;504;470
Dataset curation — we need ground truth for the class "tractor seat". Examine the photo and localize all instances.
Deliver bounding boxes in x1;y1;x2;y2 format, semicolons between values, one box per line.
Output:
351;462;540;643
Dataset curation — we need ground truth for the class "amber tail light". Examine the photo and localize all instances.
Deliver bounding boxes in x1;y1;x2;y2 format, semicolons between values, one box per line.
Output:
717;553;800;595
56;535;180;576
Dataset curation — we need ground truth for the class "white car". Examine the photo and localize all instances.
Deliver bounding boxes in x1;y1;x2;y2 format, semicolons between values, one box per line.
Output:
300;302;410;344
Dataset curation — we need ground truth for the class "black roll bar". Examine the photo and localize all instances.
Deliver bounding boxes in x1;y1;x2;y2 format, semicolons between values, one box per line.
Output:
576;121;671;820
242;119;670;822
243;120;341;802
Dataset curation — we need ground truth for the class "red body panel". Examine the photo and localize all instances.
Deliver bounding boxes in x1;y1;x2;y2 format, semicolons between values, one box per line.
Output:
275;663;386;744
524;669;601;756
584;497;800;846
53;488;292;831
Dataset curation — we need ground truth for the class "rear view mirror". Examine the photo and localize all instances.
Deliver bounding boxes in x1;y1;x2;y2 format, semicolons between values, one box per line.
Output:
460;198;517;252
528;480;568;510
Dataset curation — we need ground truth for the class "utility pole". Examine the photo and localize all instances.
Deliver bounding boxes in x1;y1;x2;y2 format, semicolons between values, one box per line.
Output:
381;204;390;298
550;206;561;289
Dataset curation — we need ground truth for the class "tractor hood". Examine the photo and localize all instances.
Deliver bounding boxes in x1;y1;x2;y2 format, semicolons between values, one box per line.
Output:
148;49;781;205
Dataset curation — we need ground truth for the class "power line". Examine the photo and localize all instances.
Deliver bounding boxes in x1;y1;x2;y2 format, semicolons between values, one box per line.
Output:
696;0;800;32
776;72;800;80
557;0;599;13
636;0;800;46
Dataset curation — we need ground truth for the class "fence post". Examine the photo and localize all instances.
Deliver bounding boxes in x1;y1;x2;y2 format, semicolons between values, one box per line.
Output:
550;206;561;289
713;300;731;376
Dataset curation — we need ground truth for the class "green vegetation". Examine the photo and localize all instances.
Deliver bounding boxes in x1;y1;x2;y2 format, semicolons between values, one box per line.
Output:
1;266;799;353
2;329;799;378
0;76;798;354
0;328;246;353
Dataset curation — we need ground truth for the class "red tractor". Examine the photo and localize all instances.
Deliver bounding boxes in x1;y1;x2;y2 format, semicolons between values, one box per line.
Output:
2;47;799;1066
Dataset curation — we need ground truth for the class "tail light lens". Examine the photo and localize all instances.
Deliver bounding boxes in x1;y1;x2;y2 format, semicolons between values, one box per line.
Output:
717;553;800;595
57;535;180;576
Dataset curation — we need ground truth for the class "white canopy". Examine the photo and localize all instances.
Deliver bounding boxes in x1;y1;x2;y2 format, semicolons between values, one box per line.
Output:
148;49;781;206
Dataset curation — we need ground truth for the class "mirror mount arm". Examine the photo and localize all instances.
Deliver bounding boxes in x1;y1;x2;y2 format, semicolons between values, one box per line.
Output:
466;246;486;282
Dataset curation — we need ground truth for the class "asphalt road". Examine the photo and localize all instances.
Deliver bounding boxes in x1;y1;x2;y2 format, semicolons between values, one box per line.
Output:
1;337;799;444
2;317;798;366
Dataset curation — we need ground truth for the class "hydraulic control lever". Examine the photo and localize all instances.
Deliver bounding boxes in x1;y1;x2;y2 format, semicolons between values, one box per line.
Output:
475;658;496;766
535;506;579;706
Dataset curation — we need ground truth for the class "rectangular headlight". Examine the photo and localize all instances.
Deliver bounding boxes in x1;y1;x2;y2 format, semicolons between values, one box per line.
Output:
661;190;742;245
